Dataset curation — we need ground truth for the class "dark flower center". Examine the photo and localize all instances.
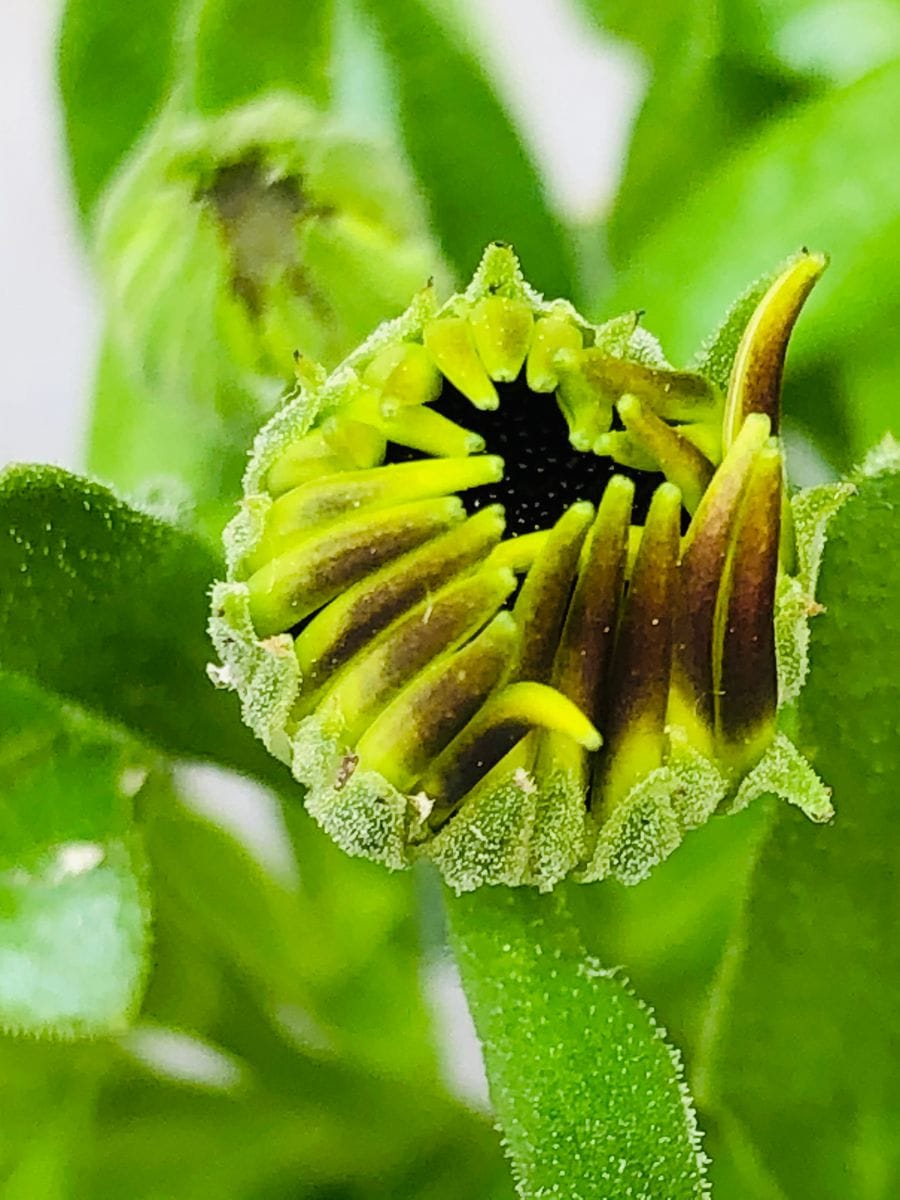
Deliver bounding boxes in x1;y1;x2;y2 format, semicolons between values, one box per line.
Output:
389;373;671;534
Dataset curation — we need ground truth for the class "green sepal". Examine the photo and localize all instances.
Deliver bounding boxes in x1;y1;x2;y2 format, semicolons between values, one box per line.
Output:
775;479;855;704
727;733;834;823
579;729;728;886
208;583;299;765
691;250;818;392
290;714;413;873
427;741;590;893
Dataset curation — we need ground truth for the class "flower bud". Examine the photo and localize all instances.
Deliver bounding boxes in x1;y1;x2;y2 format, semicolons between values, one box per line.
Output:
211;244;846;892
95;94;443;537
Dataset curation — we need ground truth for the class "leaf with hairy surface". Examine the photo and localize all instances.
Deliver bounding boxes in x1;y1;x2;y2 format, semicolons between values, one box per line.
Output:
448;885;710;1199
0;464;276;781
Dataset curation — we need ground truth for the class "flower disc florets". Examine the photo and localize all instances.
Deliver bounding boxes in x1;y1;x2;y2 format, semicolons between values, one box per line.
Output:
210;244;847;891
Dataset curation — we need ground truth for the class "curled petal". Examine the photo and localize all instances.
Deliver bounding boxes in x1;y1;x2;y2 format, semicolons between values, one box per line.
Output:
293;505;506;689
356;612;518;791
668;413;771;753
596;482;682;815
317;564;517;741
247;496;465;636
723;250;827;447
509;502;595;684
616;394;714;514
715;441;782;770
421;681;601;814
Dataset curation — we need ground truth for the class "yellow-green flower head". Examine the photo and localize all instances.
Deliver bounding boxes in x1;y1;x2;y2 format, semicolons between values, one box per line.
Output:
210;244;848;892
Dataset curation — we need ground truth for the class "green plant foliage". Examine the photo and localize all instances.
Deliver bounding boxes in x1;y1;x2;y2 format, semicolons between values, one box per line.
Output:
31;0;900;1193
0;1036;107;1194
601;63;900;466
563;802;769;1062
57;0;187;218
698;443;900;1198
89;92;441;543
447;886;710;1199
86;993;511;1200
589;4;811;265
0;976;510;1199
145;776;440;1081
0;674;149;1035
192;0;334;111
139;782;514;1197
86;331;260;549
720;0;900;83
0;464;274;780
359;0;575;295
583;0;899;86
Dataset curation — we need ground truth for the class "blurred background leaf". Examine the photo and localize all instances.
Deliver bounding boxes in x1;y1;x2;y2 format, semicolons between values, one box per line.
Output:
597;62;900;470
56;0;187;219
697;448;900;1199
145;773;441;1081
191;0;334;112
360;0;576;295
0;674;149;1035
719;0;900;84
581;1;815;263
85;331;262;550
190;0;414;132
0;1036;108;1197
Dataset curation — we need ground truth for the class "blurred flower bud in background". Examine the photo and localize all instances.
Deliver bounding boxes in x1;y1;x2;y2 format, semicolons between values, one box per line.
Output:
89;93;445;540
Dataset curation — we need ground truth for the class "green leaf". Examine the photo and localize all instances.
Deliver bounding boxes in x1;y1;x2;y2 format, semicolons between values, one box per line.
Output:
582;3;815;267
608;42;810;267
577;0;676;58
600;63;900;466
57;0;187;219
0;464;275;781
0;674;150;1035
0;1035;107;1192
447;886;709;1199
698;443;900;1198
359;0;575;296
191;0;333;112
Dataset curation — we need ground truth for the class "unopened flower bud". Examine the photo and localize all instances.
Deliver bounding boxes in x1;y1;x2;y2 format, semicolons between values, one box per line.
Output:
211;244;846;891
95;93;443;536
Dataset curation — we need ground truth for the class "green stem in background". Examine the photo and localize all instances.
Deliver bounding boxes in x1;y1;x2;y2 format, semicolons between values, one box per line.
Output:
446;884;710;1200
